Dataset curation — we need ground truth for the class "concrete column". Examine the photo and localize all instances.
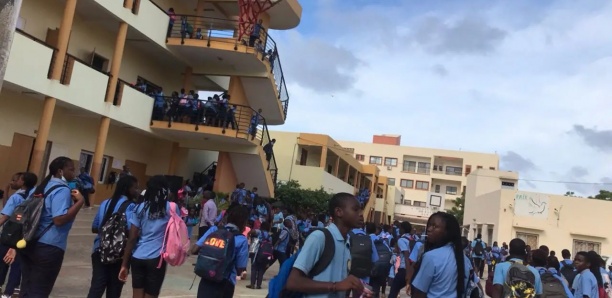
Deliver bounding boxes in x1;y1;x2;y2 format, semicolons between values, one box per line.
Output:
0;0;23;92
30;0;77;175
319;146;327;169
468;223;475;240
124;0;134;10
105;22;128;103
89;117;110;204
183;67;193;91
344;166;350;183
195;0;205;29
482;224;489;245
333;156;340;177
167;142;180;175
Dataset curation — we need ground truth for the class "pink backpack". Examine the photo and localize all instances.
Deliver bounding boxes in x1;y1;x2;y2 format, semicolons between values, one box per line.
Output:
157;202;190;268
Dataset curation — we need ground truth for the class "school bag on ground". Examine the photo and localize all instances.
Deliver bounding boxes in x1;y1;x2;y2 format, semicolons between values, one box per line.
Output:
98;199;133;264
503;260;536;298
348;231;373;279
195;225;243;282
158;202;190;268
268;229;335;298
372;239;392;278
559;261;578;286
255;238;274;266
465;269;483;298
473;240;484;257
0;185;68;249
538;269;567;298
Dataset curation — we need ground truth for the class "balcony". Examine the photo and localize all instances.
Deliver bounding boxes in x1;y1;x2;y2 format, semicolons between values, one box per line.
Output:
165;15;289;124
394;203;434;224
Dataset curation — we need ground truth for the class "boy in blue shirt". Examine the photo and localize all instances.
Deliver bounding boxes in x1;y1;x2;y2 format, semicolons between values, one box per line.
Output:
492;238;543;298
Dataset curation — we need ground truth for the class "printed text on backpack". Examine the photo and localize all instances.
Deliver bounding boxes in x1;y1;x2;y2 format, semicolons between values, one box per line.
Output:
195;226;243;282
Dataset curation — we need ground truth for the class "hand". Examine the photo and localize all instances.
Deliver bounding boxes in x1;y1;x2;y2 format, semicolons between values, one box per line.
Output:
118;266;129;283
71;189;84;202
362;285;374;298
336;275;363;292
405;283;411;295
3;248;15;265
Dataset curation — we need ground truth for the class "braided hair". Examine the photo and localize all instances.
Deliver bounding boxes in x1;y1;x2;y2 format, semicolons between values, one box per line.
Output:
139;175;169;220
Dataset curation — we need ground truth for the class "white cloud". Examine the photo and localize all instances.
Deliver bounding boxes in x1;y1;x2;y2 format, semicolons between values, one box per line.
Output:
272;0;612;197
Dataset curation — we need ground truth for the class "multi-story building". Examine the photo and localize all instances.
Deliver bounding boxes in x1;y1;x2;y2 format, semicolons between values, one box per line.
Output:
340;134;499;227
270;131;388;222
0;0;302;203
464;169;611;257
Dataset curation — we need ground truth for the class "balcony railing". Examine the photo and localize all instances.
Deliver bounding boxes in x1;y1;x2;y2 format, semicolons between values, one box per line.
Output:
166;15;289;120
148;95;278;185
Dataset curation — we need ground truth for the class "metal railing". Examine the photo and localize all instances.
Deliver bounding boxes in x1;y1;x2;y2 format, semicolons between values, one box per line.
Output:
166;15;289;120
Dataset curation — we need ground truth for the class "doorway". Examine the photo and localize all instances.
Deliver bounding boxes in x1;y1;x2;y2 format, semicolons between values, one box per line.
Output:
90;53;108;72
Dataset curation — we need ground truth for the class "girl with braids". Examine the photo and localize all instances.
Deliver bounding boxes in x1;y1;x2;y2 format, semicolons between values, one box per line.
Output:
87;175;139;298
410;212;472;298
0;172;37;297
119;175;180;298
20;157;85;297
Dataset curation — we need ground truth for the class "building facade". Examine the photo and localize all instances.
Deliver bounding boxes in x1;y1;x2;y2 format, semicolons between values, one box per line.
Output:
464;169;611;257
340;134;499;227
0;0;302;203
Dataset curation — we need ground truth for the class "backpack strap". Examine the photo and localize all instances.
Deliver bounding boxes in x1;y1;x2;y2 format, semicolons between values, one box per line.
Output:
101;198;122;227
309;228;335;277
17;192;28;200
35;184;70;240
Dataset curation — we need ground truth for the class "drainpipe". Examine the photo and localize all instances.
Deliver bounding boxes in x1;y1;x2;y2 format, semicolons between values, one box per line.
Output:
0;0;22;92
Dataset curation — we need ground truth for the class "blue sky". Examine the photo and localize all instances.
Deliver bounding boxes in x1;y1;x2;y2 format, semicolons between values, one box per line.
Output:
270;0;612;196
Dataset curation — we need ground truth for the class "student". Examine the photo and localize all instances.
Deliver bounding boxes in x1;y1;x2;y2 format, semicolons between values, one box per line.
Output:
273;218;292;266
367;222;390;298
193;205;249;297
491;238;543;298
286;192;370;297
347;213;378;298
471;234;487;279
119;175;180;298
388;221;413;298
18;157;84;297
247;221;272;289
0;172;37;298
573;251;600;298
410;212;472;298
560;249;578;286
539;253;574;297
185;208;199;239
87;175;138;298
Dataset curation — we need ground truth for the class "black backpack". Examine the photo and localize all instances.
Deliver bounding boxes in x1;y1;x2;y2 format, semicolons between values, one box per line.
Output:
0;185;67;249
195;226;243;282
473;240;484;256
255;238;274;266
98;199;133;264
407;235;418;252
559;261;578;286
371;239;392;278
348;231;373;279
539;270;567;298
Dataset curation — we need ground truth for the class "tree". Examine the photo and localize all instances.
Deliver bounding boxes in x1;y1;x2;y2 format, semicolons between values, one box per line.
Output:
273;180;332;214
589;190;612;201
564;191;576;197
448;192;465;225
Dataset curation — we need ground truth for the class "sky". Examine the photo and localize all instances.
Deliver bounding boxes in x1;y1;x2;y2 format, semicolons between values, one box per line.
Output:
269;0;612;197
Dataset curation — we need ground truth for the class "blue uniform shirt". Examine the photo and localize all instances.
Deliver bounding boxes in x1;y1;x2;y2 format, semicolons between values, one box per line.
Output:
129;201;180;260
91;196;135;252
1;189;33;216
38;178;73;251
412;244;473;298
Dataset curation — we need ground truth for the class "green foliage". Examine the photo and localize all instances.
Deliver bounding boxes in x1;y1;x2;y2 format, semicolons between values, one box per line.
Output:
589;190;612;201
184;191;230;210
273;180;332;214
564;191;576;197
448;192;465;225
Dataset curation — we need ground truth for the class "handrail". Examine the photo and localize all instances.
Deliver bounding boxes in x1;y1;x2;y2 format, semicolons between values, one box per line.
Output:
200;161;217;176
15;28;57;51
149;0;166;15
267;34;289;120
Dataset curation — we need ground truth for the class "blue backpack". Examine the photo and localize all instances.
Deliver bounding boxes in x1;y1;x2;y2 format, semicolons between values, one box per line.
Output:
268;229;335;298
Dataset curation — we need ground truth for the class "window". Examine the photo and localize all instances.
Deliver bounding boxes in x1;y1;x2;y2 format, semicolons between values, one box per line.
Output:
433;164;443;171
388;178;395;186
369;156;382;165
413;201;426;207
465;165;472;176
434;185;441;193
403;200;412;205
400;179;414;188
573;239;601;255
516;232;539;248
489;167;496;170
502;181;515;188
417;162;431;174
477;166;483;169
445;166;462;176
384;157;398;167
446;186;458;195
416;181;429;190
356;154;365;161
79;150;110;183
402;160;416;172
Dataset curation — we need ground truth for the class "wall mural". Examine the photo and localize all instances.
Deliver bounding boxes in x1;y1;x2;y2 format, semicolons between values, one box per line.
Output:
514;192;549;219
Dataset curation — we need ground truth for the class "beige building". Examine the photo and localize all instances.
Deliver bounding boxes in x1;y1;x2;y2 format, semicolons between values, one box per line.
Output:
339;134;499;227
464;169;611;256
270;131;393;223
0;0;302;203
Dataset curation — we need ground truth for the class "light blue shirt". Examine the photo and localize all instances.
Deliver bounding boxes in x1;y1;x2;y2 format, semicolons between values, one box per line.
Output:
91;196;135;252
573;269;598;298
1;189;33;216
196;224;249;285
275;228;290;253
493;258;543;295
471;239;487;259
349;229;379;283
293;223;350;298
38;178;73;251
129;201;180;260
560;259;574;270
411;244;472;298
273;211;284;230
409;241;424;263
397;234;411;269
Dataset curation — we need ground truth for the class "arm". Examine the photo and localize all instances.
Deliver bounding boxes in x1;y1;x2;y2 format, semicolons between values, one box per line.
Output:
52;189;84;226
491;264;505;298
118;225;140;282
91;205;102;233
235;237;249;276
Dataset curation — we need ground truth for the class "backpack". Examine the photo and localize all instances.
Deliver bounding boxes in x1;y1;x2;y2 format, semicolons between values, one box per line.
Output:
466;269;483;298
348;231;373;279
195;226;243;282
268;229;335;298
0;185;67;249
559;261;578;286
503;260;536;298
98;199;133;264
539;270;567;298
372;239;392;278
230;189;242;204
158;202;190;268
255;238;274;266
473;240;484;257
406;235;418;252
